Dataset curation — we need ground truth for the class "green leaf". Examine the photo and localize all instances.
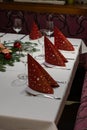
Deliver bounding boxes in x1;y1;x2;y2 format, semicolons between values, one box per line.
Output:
0;40;40;72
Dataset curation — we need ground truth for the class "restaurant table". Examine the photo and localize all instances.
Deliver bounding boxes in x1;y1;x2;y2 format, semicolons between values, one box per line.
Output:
0;33;82;130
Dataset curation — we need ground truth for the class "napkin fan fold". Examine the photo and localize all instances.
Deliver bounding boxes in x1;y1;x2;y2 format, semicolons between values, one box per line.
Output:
27;54;59;94
29;21;42;40
54;26;74;51
44;36;67;66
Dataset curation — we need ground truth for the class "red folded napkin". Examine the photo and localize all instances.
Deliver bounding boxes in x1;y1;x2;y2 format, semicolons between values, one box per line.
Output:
44;36;67;66
27;54;59;94
29;21;42;40
54;26;74;51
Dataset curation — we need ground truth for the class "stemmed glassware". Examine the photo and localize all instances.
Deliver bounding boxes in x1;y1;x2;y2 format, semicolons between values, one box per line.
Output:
35;15;54;61
35;35;44;61
45;20;54;37
12;45;33;87
18;45;33;80
43;14;54;38
13;18;22;33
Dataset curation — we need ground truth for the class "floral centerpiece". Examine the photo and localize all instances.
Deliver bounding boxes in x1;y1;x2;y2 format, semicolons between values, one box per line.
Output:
0;41;38;72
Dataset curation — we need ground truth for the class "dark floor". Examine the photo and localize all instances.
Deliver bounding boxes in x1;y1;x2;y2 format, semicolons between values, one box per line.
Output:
58;66;86;130
68;66;86;102
58;102;80;130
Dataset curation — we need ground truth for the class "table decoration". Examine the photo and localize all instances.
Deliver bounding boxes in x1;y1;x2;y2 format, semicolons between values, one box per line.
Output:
54;26;75;51
42;62;71;70
12;17;22;34
25;87;61;100
44;36;68;66
29;21;42;40
0;33;82;130
29;21;46;60
0;41;38;72
17;45;34;80
44;20;54;37
27;54;59;94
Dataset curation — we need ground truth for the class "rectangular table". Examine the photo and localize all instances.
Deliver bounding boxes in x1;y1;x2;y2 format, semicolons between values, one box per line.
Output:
0;33;82;130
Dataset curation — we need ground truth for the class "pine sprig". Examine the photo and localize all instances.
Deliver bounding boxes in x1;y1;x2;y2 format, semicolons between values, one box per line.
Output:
0;41;39;72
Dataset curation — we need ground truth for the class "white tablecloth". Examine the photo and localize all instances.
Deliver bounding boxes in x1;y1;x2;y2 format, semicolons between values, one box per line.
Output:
0;33;82;130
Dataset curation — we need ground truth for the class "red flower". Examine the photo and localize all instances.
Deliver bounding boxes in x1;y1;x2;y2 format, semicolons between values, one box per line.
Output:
14;41;22;49
4;53;12;60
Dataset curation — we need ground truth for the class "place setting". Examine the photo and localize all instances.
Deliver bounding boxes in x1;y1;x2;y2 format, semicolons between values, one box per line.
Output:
24;53;62;100
0;17;26;44
0;20;76;100
21;22;77;99
23;34;70;99
10;21;74;89
23;51;68;100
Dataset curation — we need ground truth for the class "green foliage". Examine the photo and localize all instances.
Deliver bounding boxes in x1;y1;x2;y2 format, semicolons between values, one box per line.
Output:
0;41;39;72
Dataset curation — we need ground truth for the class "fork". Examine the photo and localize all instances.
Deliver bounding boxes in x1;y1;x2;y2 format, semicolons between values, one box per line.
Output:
26;92;61;100
42;63;71;70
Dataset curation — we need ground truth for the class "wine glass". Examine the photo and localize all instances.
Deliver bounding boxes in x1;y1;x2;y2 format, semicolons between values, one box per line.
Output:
35;35;44;61
11;45;33;87
18;45;33;80
45;20;54;37
44;14;54;38
13;18;22;34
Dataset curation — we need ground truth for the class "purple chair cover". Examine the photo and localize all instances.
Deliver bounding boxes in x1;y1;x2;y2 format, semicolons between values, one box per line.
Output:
74;72;87;130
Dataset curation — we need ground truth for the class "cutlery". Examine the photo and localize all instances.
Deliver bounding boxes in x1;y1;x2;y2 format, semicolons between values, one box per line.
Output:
42;63;71;70
67;58;75;60
19;35;26;40
26;92;61;100
73;44;78;47
57;81;66;84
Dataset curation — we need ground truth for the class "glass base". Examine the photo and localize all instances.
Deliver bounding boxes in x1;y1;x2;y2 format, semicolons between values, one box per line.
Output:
18;73;28;80
35;54;44;60
11;79;27;87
